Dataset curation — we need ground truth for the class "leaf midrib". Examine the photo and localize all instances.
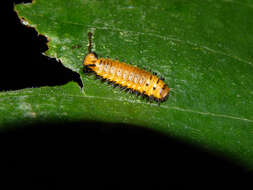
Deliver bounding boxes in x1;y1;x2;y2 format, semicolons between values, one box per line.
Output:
1;90;252;123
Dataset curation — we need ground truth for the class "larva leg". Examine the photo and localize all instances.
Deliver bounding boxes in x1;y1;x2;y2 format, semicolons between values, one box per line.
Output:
83;32;170;105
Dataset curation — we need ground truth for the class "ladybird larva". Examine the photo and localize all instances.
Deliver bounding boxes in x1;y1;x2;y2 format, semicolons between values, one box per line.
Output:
83;32;170;105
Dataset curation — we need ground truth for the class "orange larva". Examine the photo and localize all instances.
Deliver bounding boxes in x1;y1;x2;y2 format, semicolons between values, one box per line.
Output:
83;32;170;105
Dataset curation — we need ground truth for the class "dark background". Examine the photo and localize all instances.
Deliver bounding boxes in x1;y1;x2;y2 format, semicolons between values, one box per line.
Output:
1;0;252;189
2;0;82;91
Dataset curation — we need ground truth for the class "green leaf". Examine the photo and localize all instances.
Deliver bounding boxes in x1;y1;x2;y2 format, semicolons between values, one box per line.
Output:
4;0;253;169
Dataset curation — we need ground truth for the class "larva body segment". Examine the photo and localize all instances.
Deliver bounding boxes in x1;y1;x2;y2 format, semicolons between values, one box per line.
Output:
83;52;170;104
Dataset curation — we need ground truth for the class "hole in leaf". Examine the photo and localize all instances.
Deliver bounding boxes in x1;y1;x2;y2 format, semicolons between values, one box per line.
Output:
1;0;83;91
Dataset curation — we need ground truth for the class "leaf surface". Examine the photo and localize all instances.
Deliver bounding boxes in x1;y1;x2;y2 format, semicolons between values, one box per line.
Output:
4;0;253;168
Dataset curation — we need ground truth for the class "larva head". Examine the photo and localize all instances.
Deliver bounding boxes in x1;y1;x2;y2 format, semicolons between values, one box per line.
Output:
83;52;98;66
160;84;170;100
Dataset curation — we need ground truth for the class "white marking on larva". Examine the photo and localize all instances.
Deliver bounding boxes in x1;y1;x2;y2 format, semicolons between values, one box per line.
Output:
129;72;134;81
139;77;144;84
160;88;163;94
134;74;139;83
146;80;149;86
156;85;161;91
123;70;128;80
104;64;109;72
117;69;121;76
98;63;103;71
110;66;115;74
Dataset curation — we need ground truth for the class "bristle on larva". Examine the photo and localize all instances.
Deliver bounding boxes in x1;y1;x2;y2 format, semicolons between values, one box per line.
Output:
83;33;170;105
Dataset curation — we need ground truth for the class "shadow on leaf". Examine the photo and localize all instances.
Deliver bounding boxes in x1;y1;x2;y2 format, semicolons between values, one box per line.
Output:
1;120;251;188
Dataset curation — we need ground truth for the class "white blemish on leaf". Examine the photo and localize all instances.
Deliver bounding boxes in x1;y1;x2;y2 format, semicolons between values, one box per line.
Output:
18;102;36;118
21;18;29;26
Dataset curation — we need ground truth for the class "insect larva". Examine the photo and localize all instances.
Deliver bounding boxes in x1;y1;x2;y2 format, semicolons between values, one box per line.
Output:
83;32;170;105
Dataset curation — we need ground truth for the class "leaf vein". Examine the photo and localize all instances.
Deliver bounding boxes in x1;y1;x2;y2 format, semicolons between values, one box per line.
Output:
93;26;253;67
27;14;253;67
1;93;252;123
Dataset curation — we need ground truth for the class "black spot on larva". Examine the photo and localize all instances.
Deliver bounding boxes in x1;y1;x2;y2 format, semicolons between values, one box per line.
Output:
160;77;165;81
112;83;118;88
84;32;169;105
83;66;94;73
107;81;113;85
124;88;130;93
95;74;102;79
135;91;140;96
120;86;127;90
100;78;106;82
141;91;145;98
149;95;154;102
